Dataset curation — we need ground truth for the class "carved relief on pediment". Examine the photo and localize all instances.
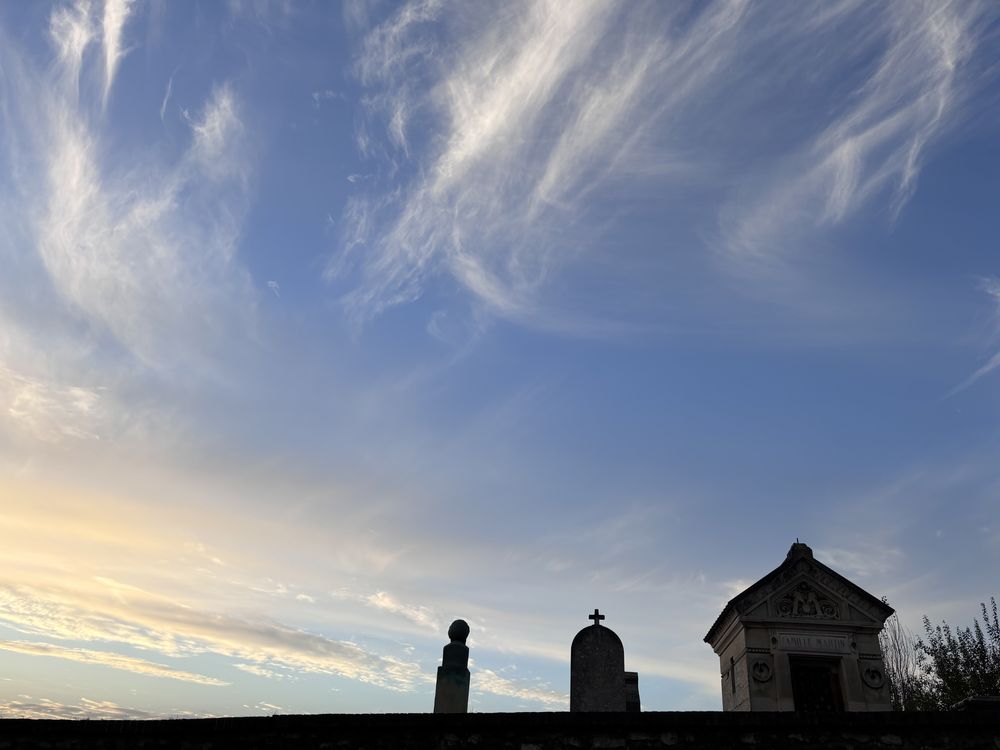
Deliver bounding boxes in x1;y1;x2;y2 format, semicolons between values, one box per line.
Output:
774;581;840;619
741;567;801;612
728;552;891;631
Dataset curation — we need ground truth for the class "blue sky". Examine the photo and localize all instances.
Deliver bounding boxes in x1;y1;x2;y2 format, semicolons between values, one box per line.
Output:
1;0;999;718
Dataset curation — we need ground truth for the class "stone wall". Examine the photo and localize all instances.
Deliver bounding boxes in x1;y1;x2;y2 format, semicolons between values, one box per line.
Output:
2;711;998;749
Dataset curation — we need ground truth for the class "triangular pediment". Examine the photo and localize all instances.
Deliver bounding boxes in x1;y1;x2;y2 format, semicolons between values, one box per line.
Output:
705;542;894;646
740;561;886;625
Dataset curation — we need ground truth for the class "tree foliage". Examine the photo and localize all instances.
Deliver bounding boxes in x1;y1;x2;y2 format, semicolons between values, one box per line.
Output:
918;597;1000;707
881;597;1000;709
878;608;932;710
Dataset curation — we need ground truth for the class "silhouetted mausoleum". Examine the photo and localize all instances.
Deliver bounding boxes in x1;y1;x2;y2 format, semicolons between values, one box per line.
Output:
705;541;894;712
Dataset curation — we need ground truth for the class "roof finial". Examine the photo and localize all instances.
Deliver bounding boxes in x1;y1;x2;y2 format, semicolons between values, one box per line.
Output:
787;540;813;559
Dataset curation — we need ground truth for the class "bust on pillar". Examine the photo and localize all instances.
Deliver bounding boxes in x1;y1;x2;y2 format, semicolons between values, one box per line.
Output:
433;619;471;713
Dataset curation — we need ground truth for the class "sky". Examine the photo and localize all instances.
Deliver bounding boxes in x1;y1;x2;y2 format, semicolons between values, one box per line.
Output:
1;0;1000;719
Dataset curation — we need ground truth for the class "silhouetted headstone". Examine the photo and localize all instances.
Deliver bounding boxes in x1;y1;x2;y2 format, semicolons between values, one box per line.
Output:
434;619;470;713
570;609;632;712
624;671;641;713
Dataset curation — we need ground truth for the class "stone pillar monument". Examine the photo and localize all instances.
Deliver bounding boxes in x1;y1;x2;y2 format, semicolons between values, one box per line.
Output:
434;619;471;713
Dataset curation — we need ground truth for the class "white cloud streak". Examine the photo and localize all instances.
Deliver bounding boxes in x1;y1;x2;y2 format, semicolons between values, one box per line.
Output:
190;86;246;180
951;351;1000;396
34;79;252;369
473;668;566;709
722;1;991;270
0;582;425;693
159;71;175;122
49;0;95;100
950;277;1000;394
101;0;134;108
0;475;730;709
815;545;905;580
233;662;297;680
335;0;997;330
0;484;434;696
0;639;228;686
0;364;103;443
0;696;192;720
336;0;694;327
365;591;439;632
0;0;258;445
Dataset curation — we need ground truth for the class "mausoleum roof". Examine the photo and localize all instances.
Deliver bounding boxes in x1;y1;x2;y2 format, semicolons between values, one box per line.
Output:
703;541;894;645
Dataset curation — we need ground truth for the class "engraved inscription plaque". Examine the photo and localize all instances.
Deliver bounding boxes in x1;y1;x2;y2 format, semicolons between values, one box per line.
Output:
777;632;850;654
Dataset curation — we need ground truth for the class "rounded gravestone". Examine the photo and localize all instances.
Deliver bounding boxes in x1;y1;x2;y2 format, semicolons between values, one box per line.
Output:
570;610;626;712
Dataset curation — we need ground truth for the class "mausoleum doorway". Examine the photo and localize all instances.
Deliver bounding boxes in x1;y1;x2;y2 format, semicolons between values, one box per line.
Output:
789;656;844;712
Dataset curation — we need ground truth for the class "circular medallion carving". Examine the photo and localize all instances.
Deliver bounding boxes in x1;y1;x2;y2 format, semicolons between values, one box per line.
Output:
751;660;772;683
862;666;885;689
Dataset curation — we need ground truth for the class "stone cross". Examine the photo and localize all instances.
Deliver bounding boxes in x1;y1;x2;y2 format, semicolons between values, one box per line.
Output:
589;609;605;625
433;619;471;713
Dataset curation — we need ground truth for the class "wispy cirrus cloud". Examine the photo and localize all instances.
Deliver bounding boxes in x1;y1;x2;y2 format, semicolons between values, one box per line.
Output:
159;71;175;122
0;480;428;694
815;545;905;580
950;277;1000;394
0;363;104;443
365;591;440;632
335;0;709;328
0;696;196;720
0;0;258;446
0;640;228;687
49;0;95;96
233;662;297;681
101;0;134;108
721;1;994;270
0;581;426;693
0;479;583;706
334;0;998;331
188;85;247;181
0;471;728;709
0;310;126;447
473;667;565;709
33;76;253;370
